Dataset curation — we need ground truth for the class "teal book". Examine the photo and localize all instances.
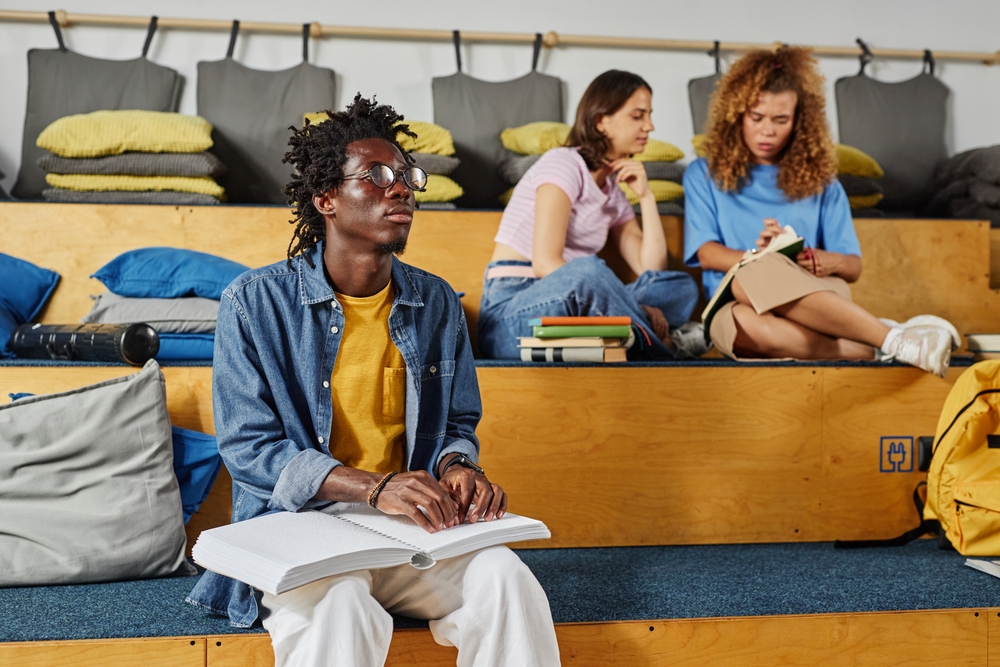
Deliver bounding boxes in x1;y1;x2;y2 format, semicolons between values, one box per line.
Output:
532;325;631;339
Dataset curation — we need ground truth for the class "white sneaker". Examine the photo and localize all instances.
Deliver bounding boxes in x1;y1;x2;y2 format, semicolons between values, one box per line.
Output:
880;315;960;350
670;322;712;360
883;327;952;377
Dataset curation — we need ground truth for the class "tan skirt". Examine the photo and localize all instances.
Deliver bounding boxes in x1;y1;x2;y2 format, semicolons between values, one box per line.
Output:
709;253;852;360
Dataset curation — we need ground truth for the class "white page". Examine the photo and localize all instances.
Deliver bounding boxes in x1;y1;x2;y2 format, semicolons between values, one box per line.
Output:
964;558;1000;579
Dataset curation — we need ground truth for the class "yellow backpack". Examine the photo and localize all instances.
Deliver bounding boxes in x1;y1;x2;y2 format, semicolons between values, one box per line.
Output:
923;361;1000;555
837;361;1000;555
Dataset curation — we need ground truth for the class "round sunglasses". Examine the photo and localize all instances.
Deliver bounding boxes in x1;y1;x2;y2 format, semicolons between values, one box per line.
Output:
343;163;428;192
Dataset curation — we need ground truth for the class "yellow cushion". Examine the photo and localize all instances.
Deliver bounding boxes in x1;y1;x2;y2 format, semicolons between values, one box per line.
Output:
498;187;514;206
397;121;455;156
633;139;684;163
836;144;884;179
692;134;707;158
501;122;571;155
847;193;884;209
620;180;685;205
303;111;331;126
37;111;213;158
414;174;463;203
46;174;225;199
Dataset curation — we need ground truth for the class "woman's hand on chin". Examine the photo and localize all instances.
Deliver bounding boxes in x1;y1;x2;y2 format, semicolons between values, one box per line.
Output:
609;158;651;200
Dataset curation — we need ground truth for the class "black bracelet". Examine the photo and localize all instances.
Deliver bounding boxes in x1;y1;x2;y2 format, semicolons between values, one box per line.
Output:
367;471;397;509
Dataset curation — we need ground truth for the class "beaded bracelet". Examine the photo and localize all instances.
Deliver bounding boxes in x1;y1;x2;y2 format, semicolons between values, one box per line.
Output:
367;471;397;509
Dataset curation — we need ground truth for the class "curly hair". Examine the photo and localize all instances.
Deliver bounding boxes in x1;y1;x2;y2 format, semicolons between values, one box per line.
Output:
282;93;415;266
566;70;652;171
704;46;835;201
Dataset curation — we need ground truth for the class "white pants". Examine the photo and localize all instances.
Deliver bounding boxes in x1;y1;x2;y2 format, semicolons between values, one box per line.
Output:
260;546;560;667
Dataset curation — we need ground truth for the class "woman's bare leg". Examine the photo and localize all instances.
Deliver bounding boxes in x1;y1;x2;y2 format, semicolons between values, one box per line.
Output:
731;304;875;360
732;278;891;348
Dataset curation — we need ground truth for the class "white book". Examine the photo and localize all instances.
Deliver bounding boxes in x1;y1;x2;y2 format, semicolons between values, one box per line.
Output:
964;558;1000;579
192;503;551;595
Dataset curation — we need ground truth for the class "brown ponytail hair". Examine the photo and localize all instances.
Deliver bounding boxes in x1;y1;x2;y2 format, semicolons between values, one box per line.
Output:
566;70;652;171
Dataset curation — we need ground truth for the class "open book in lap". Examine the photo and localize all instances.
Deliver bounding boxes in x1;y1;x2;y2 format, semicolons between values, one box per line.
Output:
192;503;551;595
700;225;805;336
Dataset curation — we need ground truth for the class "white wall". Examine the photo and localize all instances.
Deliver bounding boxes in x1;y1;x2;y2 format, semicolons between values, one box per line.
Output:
1;0;999;193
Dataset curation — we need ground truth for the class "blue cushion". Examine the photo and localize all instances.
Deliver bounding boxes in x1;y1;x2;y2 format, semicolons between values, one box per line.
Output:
155;333;215;361
0;253;60;357
91;248;248;300
171;426;222;524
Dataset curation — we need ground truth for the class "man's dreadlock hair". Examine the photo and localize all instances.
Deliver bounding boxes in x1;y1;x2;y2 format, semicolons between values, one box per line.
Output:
282;93;416;267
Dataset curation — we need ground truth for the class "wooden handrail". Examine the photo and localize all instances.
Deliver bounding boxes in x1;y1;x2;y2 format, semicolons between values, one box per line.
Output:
1;9;998;65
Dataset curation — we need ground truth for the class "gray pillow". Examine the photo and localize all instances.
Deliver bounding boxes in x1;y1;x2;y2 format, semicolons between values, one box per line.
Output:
633;200;685;216
934;145;1000;186
837;175;884;197
949;198;1000;225
42;189;220;206
410;152;460;176
0;360;195;586
38;152;227;178
923;178;974;217
642;162;686;182
850;208;885;218
417;202;458;210
970;180;1000;207
499;152;541;185
82;292;218;334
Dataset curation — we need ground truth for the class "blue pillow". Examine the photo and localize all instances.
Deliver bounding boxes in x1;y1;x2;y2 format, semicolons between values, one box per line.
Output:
171;426;223;524
0;253;60;357
155;333;215;361
91;248;248;300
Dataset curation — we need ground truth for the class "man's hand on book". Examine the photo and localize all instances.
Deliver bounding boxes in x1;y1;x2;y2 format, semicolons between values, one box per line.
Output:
376;471;461;533
440;466;507;525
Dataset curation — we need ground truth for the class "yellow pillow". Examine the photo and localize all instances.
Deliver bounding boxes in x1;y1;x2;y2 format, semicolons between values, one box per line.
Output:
620;180;684;205
498;187;514;206
303;111;330;126
500;122;571;155
847;193;884;209
37;111;213;158
397;121;455;156
836;144;884;179
414;175;463;203
692;134;707;158
633;139;684;163
46;174;225;199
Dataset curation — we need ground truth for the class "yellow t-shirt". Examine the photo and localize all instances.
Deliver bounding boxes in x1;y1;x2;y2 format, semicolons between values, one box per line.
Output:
328;281;406;474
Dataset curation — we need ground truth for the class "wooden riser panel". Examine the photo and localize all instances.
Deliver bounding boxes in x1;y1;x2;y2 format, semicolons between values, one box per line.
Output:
1;609;992;667
0;364;958;549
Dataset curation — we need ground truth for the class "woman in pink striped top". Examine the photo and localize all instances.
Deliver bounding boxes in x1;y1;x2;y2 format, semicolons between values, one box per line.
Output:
478;70;700;359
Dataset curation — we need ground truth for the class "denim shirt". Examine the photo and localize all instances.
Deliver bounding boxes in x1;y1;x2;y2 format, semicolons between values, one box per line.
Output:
186;243;482;627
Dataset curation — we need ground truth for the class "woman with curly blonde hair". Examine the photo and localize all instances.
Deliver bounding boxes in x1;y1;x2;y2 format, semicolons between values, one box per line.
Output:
683;47;957;375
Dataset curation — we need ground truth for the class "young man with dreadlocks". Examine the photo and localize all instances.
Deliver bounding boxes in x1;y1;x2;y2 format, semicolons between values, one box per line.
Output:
187;95;560;667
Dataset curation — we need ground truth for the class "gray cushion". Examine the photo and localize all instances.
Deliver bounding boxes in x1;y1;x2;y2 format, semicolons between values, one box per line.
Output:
850;208;885;218
433;71;563;208
12;49;182;200
949;198;1000;226
410;152;460;176
633;200;685;217
499;152;541;185
934;145;1000;186
837;175;884;197
0;360;195;586
82;292;218;334
688;73;722;134
923;178;974;217
970;180;1000;207
643;162;686;182
416;202;457;210
42;189;220;206
38;152;226;178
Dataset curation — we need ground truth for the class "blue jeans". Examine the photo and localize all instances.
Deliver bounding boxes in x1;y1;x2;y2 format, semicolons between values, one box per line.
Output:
477;256;699;359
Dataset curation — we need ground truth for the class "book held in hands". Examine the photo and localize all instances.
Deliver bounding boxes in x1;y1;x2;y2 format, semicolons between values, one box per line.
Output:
192;503;551;595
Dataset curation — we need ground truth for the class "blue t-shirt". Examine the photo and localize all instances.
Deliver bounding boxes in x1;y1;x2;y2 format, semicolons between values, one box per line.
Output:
682;158;861;298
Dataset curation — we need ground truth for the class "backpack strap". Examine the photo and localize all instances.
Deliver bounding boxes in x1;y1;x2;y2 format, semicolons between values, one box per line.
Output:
834;482;930;548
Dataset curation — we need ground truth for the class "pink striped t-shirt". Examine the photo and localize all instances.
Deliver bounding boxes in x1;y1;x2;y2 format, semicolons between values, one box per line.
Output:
494;147;635;261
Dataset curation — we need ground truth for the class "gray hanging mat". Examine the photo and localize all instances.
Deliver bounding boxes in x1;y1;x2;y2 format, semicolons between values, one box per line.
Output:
12;14;182;200
688;43;723;134
432;32;562;208
835;46;949;213
197;22;336;204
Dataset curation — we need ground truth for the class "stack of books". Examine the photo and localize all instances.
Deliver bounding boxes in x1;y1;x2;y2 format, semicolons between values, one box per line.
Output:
965;334;1000;361
518;316;631;363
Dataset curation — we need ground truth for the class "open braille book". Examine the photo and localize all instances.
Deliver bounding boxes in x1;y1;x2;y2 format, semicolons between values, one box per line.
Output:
192;503;550;595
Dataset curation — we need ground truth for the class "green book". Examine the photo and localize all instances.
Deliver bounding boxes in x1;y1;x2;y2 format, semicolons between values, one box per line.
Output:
532;325;631;339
